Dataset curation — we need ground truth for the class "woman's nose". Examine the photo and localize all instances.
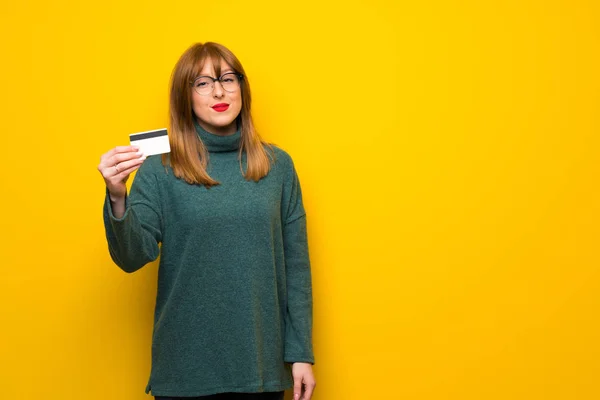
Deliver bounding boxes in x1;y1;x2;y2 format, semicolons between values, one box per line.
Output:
213;81;225;97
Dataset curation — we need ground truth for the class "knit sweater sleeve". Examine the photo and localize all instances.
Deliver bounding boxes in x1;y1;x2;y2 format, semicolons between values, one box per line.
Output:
281;155;315;365
102;157;162;273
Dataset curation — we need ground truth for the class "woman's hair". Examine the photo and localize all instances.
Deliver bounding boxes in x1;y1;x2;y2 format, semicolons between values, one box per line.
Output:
161;42;273;187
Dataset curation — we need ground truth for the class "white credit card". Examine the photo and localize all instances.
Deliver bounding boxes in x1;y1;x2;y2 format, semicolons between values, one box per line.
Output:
129;128;171;156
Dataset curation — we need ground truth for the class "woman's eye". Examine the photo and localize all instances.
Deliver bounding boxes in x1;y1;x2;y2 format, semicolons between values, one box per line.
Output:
223;78;234;83
196;82;207;87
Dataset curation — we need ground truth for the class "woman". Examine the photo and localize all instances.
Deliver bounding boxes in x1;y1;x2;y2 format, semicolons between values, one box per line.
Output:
97;42;316;400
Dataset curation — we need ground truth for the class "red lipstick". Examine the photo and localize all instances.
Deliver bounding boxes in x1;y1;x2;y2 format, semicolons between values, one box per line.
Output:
212;103;229;112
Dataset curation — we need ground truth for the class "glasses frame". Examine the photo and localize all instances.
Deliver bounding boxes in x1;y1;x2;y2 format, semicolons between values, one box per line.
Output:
190;72;244;96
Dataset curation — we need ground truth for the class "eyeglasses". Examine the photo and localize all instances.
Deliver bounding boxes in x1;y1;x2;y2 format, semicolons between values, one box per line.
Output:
191;72;243;96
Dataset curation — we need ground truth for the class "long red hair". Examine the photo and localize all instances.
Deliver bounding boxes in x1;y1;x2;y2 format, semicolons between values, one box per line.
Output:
161;42;273;187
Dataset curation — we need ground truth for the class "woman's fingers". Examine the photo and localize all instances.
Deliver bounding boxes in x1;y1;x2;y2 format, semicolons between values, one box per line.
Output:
99;145;139;167
103;149;144;169
293;379;302;400
109;149;144;166
110;156;146;177
302;379;316;400
292;363;316;400
101;145;139;162
113;162;143;180
98;147;144;177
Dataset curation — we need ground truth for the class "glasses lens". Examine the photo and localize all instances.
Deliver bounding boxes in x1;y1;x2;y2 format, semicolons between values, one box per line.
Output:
193;77;213;95
220;73;240;92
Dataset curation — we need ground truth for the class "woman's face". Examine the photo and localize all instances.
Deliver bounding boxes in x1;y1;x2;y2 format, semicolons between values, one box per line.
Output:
191;58;242;136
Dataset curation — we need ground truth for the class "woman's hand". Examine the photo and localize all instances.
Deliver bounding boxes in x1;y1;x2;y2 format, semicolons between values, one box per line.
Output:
97;145;146;200
292;362;316;400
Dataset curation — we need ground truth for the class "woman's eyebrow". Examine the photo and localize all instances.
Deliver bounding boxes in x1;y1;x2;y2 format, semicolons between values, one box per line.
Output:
197;70;234;77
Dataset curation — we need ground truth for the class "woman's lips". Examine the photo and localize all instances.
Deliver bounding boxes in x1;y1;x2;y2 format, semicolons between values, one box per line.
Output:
212;103;229;112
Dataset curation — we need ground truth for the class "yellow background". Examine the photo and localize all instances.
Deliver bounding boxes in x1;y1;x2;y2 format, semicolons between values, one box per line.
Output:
1;0;599;399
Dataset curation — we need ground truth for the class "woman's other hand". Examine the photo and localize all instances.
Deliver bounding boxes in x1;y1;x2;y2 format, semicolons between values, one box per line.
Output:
292;362;316;400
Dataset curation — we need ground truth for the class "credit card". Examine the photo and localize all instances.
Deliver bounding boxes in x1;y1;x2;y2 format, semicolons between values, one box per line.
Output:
129;128;171;156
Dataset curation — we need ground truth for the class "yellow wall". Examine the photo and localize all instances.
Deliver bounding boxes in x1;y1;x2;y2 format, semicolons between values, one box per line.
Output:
1;0;598;399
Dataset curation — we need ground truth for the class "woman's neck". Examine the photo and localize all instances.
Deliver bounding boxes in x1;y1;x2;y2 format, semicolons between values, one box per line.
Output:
195;117;237;136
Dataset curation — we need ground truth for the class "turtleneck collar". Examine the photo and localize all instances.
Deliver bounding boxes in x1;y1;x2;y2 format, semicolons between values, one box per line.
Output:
193;118;241;153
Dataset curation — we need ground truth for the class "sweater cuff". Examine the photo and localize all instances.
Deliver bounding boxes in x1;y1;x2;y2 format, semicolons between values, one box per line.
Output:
284;357;315;365
104;187;130;222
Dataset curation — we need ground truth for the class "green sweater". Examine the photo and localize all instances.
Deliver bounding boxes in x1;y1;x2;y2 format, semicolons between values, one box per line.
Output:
103;121;314;397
